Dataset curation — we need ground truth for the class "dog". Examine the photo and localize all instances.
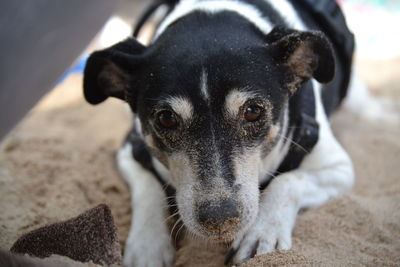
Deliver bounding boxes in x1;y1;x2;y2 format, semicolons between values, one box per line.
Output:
83;0;355;266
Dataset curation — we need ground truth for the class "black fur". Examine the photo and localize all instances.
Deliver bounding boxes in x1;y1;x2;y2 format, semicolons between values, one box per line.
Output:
288;0;354;115
83;38;145;106
84;9;336;187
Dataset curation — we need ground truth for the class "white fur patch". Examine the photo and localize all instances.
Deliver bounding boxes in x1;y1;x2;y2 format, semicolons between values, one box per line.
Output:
165;96;194;122
135;116;143;138
167;151;196;187
231;148;261;226
144;134;156;150
268;123;281;141
224;89;258;118
155;0;273;39
117;144;175;267
167;151;198;236
200;69;209;101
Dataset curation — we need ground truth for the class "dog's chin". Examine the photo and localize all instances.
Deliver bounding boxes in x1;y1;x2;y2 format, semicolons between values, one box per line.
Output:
205;232;237;244
180;204;259;244
191;229;238;244
188;219;245;244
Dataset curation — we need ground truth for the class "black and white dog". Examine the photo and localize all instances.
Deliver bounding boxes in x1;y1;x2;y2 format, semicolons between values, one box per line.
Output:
83;0;355;266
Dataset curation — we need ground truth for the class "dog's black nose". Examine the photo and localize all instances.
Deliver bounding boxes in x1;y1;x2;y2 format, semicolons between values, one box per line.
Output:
197;199;240;230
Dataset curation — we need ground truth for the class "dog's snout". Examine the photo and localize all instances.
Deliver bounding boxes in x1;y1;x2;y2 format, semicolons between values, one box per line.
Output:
198;199;240;230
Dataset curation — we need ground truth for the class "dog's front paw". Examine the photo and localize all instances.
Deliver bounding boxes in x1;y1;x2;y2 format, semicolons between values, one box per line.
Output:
124;228;175;267
225;196;297;266
225;217;292;266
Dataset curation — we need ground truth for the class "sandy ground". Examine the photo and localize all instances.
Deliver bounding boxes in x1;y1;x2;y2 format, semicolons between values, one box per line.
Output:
0;55;399;266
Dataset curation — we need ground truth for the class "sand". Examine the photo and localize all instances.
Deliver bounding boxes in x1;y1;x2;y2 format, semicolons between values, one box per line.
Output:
0;57;399;266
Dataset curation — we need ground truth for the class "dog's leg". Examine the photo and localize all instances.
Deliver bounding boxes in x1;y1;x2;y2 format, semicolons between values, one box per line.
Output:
117;143;175;267
228;87;354;265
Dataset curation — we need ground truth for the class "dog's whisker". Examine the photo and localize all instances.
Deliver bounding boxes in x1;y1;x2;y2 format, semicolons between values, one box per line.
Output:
162;183;172;192
164;211;180;223
170;218;182;241
175;223;185;246
264;170;277;179
163;204;179;209
186;229;201;247
165;204;175;209
163;198;176;206
163;196;176;203
277;133;309;154
260;169;278;181
185;228;209;248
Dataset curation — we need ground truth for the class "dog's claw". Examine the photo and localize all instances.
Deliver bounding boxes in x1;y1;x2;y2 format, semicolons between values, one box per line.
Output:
226;239;260;266
274;240;279;250
249;239;260;259
224;246;239;265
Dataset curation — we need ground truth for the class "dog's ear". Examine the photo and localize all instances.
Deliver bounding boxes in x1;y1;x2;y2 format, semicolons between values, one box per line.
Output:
268;27;335;94
83;38;145;106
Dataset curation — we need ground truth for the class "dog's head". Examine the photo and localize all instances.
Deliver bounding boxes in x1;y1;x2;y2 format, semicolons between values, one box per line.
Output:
84;14;334;242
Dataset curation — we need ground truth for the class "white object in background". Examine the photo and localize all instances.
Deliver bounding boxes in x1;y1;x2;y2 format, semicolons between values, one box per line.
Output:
342;3;400;59
98;16;132;48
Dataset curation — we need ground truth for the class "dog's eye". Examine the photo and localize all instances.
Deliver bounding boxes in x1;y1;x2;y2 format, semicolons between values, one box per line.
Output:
244;105;262;122
157;110;178;129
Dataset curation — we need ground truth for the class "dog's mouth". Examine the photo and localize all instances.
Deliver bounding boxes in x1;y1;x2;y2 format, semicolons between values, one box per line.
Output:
179;203;256;244
177;200;251;243
198;217;242;243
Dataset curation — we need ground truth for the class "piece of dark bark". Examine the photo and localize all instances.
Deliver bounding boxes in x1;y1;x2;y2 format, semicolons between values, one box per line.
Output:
10;204;122;266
